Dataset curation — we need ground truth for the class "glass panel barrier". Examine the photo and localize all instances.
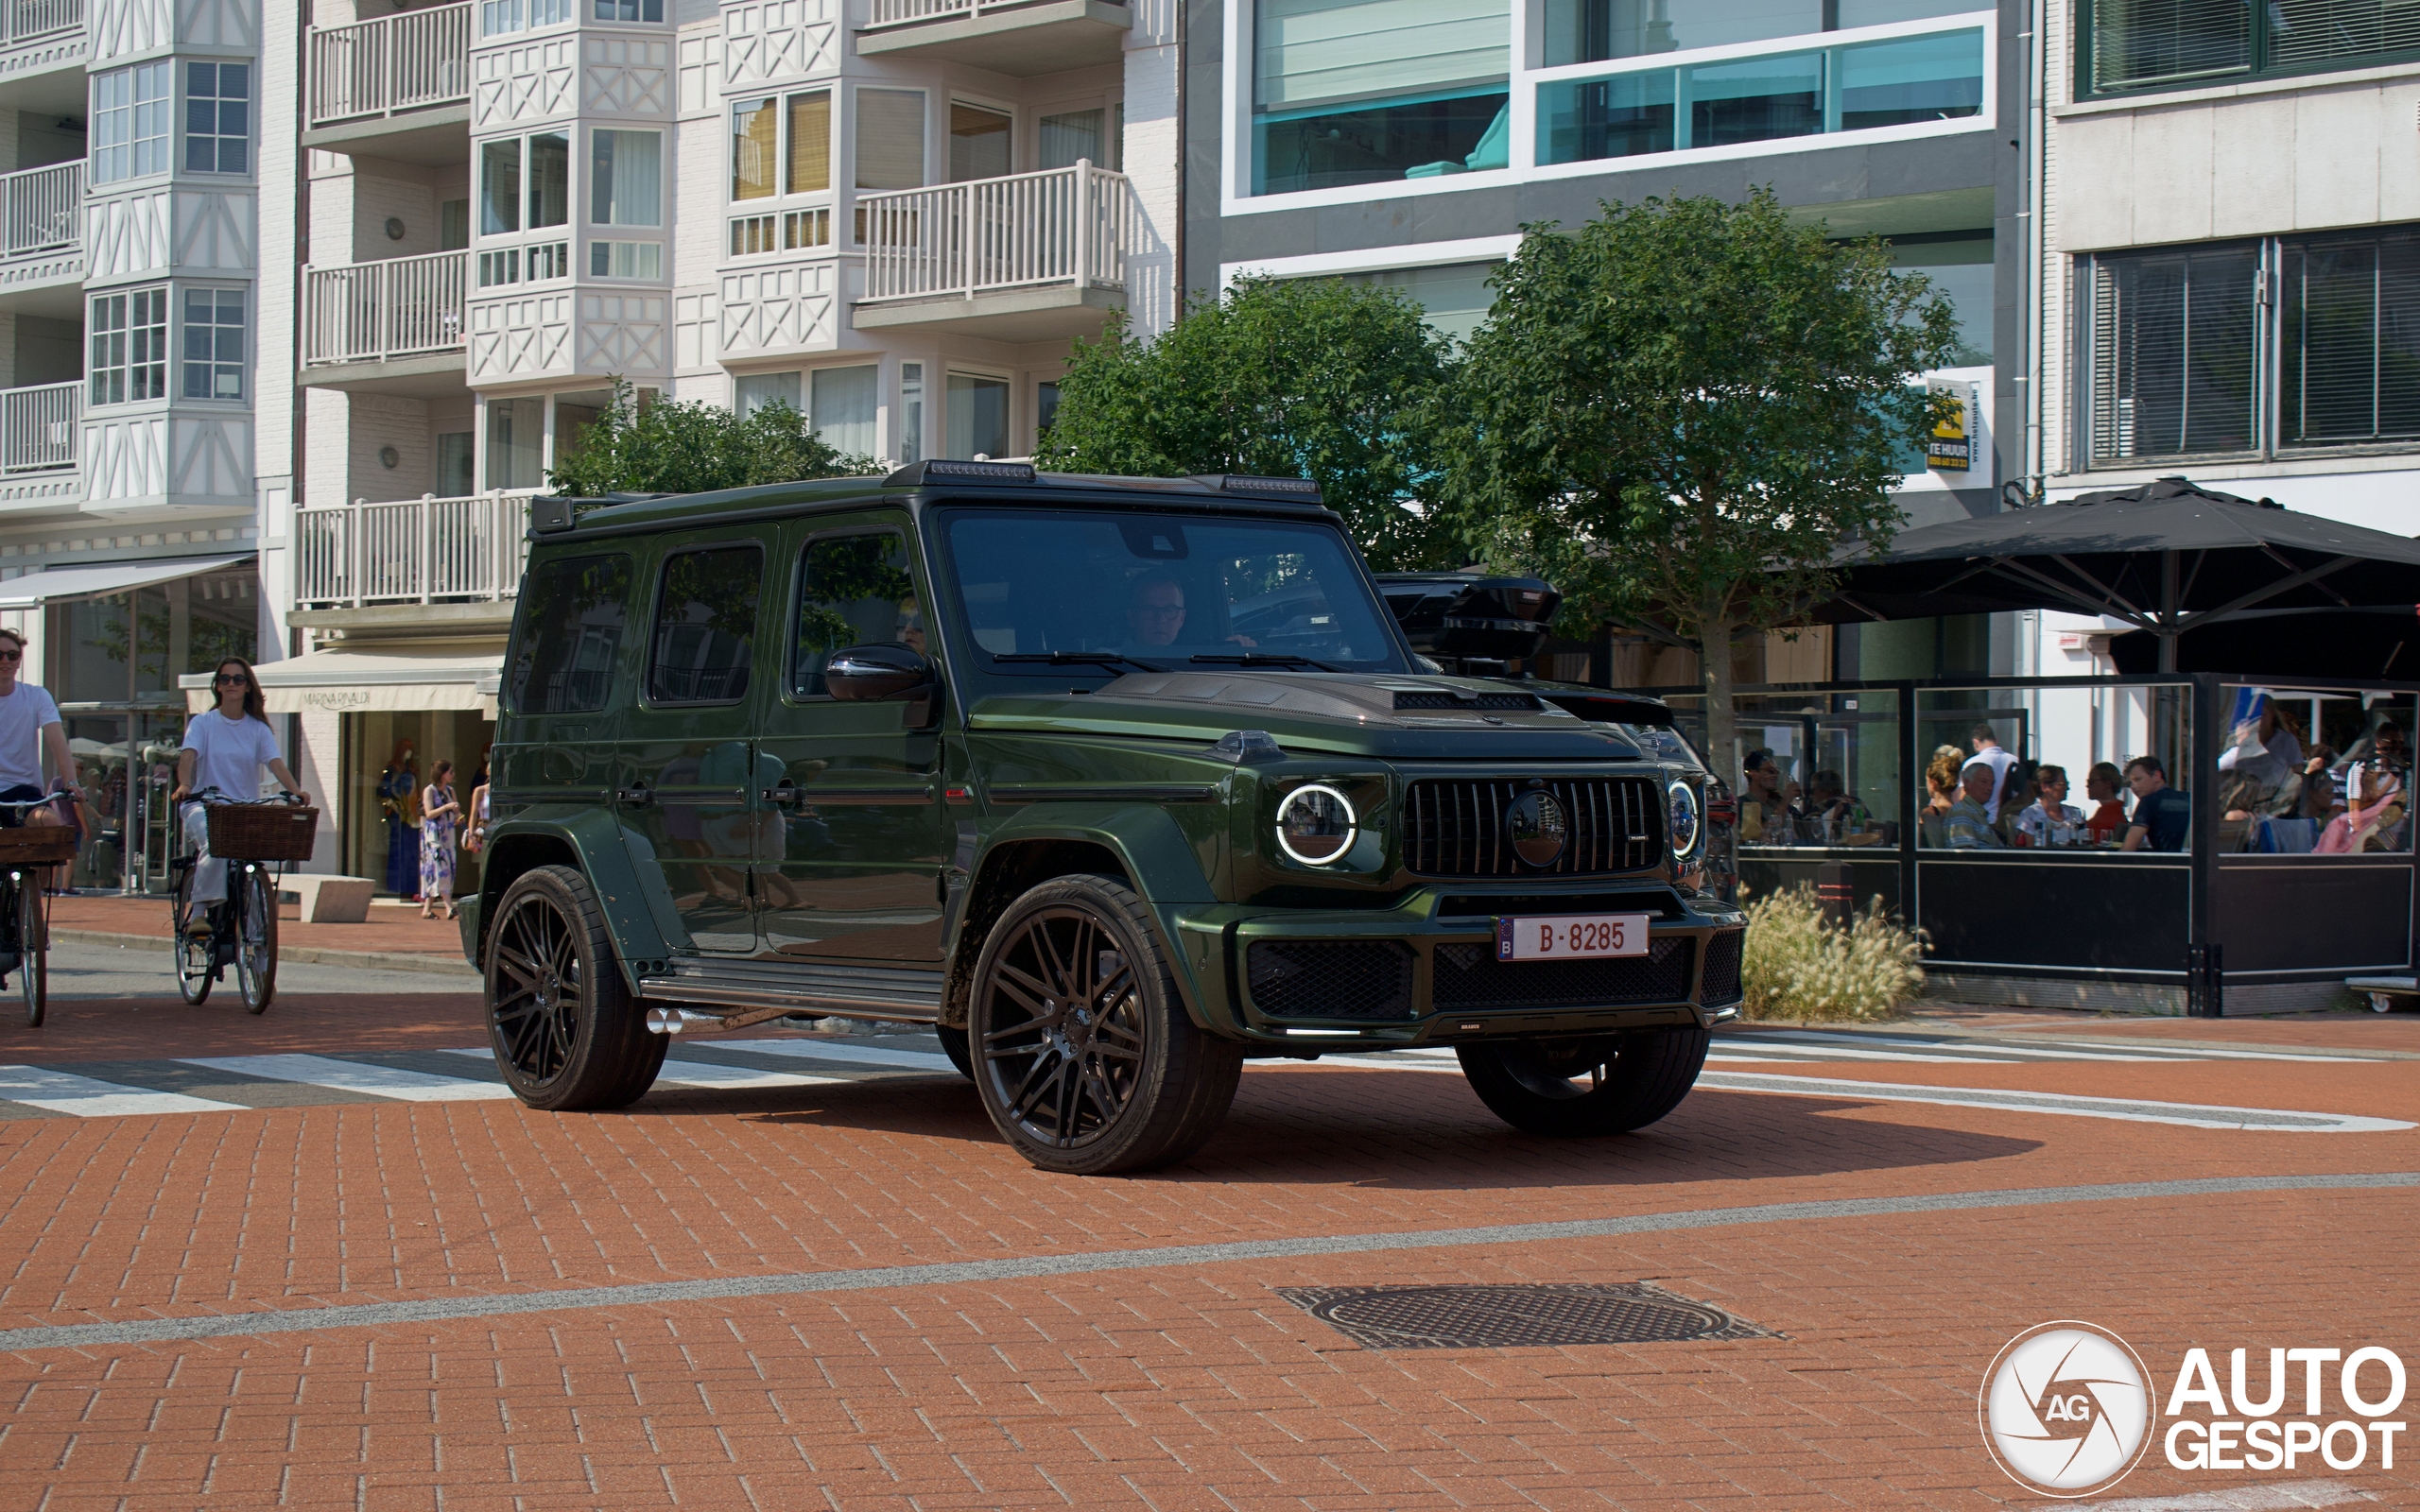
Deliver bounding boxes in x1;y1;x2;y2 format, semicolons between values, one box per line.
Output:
1663;689;1902;851
2217;685;2413;855
1917;682;2191;852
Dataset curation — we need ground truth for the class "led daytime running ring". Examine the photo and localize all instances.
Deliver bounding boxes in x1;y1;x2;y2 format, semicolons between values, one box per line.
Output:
1275;783;1358;866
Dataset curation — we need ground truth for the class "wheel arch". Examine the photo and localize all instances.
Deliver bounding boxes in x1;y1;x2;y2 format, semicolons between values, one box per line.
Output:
473;816;667;988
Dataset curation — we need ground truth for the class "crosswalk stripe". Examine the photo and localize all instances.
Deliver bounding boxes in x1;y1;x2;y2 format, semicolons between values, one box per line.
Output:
0;1064;246;1117
656;1059;839;1091
716;1039;957;1073
176;1054;520;1103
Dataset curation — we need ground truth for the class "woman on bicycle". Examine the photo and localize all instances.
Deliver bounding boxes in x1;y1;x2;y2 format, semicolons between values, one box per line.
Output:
170;658;308;933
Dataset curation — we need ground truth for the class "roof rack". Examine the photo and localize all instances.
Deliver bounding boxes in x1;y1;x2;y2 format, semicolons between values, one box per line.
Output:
886;458;1038;486
1190;473;1322;501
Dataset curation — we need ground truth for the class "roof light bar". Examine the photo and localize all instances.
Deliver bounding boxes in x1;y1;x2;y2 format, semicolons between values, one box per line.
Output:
1193;473;1322;501
886;458;1037;486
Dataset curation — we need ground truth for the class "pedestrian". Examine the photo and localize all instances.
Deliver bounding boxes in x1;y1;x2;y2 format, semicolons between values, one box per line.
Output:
420;759;460;920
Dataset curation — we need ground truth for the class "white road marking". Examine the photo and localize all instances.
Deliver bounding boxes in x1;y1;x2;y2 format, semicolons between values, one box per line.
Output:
654;1059;840;1091
176;1055;520;1103
717;1039;958;1073
2074;1476;2377;1509
0;1064;244;1117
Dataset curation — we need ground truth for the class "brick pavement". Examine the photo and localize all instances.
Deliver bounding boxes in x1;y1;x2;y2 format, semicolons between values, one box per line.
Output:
49;896;468;958
1;1008;2415;1508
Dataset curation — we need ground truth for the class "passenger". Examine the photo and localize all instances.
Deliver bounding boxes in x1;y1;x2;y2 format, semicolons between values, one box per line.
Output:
2120;756;2191;851
1919;745;1964;848
1966;722;2017;820
2083;761;2128;842
2014;764;2083;846
1945;762;2004;849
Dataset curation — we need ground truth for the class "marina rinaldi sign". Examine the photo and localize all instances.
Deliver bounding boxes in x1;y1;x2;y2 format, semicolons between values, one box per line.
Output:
1980;1321;2408;1498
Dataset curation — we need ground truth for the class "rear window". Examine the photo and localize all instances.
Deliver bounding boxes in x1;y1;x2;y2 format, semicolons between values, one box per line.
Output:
507;553;631;715
648;542;764;704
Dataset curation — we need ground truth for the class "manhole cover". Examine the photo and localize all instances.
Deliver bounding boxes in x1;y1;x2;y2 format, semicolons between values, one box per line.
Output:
1276;1282;1777;1350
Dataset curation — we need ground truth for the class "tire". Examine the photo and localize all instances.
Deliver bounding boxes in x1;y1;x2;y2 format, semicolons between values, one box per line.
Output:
169;862;211;1006
16;875;43;1028
1456;1024;1711;1138
970;874;1241;1175
233;867;277;1015
485;864;652;1111
935;1023;974;1080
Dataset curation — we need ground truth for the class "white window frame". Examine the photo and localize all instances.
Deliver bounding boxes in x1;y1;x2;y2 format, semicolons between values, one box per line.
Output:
589;126;664;228
726;88;837;262
475;130;574;288
181;59;252;177
178;284;250;404
1220;3;1996;215
90;60;172;186
87;285;172;407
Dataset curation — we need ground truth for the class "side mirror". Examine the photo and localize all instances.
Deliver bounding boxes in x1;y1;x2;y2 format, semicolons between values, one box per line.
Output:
826;643;936;702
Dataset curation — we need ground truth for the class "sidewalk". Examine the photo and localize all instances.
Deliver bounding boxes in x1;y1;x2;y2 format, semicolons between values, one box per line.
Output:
46;894;475;976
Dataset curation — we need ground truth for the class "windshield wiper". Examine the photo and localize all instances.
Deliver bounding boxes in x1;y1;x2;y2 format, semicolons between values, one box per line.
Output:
1189;652;1349;673
994;651;1167;675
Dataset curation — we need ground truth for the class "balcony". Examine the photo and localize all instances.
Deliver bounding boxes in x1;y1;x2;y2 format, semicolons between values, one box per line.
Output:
301;249;470;395
0;161;80;311
855;162;1133;342
856;0;1128;76
0;380;80;512
0;0;85;86
302;0;473;164
295;492;531;610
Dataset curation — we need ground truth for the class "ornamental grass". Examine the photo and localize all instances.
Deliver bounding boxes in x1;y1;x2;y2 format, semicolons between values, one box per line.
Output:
1739;885;1927;1022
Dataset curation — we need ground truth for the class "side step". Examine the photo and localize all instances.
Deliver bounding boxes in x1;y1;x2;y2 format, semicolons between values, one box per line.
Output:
636;956;945;1023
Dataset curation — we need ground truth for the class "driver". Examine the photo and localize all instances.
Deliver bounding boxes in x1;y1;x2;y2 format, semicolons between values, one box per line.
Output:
1125;572;1254;651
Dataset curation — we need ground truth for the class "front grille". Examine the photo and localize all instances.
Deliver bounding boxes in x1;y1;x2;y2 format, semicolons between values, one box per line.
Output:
1404;777;1663;877
1701;930;1744;1005
1392;691;1541;711
1248;939;1416;1021
1433;937;1694;1010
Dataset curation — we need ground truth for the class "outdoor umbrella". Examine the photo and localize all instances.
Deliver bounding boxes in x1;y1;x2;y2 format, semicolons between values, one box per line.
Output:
1816;477;2420;671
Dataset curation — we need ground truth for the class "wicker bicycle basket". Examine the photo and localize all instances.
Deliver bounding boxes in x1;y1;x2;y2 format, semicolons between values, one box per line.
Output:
0;825;78;864
207;804;320;862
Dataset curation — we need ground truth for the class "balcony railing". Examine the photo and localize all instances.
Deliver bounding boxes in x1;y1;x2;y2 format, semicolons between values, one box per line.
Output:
860;160;1132;304
865;0;1115;24
3;0;79;43
0;381;77;474
302;249;470;367
307;0;472;128
295;492;532;609
2;162;78;258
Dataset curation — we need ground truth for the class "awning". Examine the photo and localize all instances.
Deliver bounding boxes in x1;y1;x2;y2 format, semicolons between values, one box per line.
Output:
0;554;254;609
181;644;504;715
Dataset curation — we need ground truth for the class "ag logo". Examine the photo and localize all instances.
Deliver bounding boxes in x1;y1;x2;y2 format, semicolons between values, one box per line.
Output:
1980;1321;2156;1498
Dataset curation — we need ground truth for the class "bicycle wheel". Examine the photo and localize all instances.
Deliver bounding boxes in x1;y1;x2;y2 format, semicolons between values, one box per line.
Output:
169;861;211;1005
233;866;277;1015
17;875;43;1028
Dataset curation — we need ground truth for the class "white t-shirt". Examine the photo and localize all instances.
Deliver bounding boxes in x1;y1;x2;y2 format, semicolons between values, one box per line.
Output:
182;710;282;801
0;680;61;792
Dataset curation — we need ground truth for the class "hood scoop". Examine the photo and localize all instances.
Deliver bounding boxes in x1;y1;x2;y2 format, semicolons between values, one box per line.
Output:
1392;689;1541;712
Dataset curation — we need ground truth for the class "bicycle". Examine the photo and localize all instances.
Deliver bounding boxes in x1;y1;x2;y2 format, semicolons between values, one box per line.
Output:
0;797;75;1028
168;789;316;1015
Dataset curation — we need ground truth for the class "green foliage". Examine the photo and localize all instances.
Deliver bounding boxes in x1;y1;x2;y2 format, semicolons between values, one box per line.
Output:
1035;276;1461;571
546;378;882;499
1740;885;1927;1022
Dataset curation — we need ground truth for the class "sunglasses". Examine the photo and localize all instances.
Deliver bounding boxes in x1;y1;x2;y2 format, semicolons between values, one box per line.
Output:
215;673;251;686
0;649;20;662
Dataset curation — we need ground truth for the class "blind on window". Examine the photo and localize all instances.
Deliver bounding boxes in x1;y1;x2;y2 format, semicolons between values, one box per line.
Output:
2091;0;2249;90
2086;245;2258;461
856;88;925;190
2281;228;2420;448
787;92;831;194
2269;0;2420;68
1255;0;1510;115
733;98;777;200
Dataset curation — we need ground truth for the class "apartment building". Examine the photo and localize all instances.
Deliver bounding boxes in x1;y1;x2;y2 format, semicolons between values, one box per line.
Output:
229;0;1179;890
2025;0;2420;681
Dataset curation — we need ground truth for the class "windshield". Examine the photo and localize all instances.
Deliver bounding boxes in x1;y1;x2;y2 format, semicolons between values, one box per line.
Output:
938;507;1409;679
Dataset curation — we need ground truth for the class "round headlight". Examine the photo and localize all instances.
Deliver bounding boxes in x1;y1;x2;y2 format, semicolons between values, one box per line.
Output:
1275;784;1357;866
1668;780;1702;859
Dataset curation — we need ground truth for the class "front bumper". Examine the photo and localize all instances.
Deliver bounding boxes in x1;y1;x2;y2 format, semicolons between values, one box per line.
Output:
1167;885;1746;1048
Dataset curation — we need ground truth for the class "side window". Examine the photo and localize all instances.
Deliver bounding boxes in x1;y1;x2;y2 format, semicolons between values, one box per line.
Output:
648;543;763;704
508;553;631;715
792;530;920;698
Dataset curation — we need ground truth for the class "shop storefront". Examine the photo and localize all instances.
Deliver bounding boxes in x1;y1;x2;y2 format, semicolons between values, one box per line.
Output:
1662;674;2418;1015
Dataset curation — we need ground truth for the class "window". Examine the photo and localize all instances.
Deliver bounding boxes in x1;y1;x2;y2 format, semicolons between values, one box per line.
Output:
732;97;778;200
589;240;663;279
856;88;925;191
811;366;877;457
2083;242;2260;462
946;373;1009;460
480;140;521;234
482;0;571;35
898;363;924;464
181;288;245;401
1891;233;1993;366
2280;228;2420;450
1338;260;1502;344
1253;0;1511;194
949;103;1011;182
91;61;170;184
2082;0;2420;94
528;132;570;227
1036;379;1062;438
510;554;632;714
735;371;802;418
792;531;919;697
487;395;544;489
88;288;169;405
648;544;762;704
485;132;568;235
441;198;471;250
732;91;829;211
1040;107;1121;170
594;0;663;19
478;242;571;286
184;61;249;174
729;209;830;255
591;129;661;226
787;91;830;193
437;432;475;496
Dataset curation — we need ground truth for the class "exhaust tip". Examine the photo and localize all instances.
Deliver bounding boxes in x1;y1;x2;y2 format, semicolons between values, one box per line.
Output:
645;1006;686;1035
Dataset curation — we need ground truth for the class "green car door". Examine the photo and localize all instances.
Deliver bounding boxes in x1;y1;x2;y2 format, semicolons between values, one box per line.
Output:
615;527;774;955
754;518;952;964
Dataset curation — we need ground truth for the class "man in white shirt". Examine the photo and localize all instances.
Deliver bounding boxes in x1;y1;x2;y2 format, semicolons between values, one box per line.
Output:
1967;722;2018;821
0;626;81;834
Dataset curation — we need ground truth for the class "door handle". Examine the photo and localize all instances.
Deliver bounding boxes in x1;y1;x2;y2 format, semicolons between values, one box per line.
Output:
759;782;802;808
614;782;654;808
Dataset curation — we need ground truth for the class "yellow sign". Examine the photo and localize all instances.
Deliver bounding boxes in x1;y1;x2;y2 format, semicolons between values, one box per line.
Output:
1927;383;1971;472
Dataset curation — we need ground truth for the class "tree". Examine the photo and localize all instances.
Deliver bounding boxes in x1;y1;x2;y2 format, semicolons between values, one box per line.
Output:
1036;276;1461;570
1443;189;1960;779
546;379;882;498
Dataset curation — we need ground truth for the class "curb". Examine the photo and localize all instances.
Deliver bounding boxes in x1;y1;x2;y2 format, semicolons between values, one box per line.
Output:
51;929;480;980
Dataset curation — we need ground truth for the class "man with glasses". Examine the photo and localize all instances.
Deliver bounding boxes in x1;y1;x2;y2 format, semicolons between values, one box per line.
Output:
0;627;80;839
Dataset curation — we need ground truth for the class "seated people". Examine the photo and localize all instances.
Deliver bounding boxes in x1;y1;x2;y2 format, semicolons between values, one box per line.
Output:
1919;745;1964;848
2014;764;2083;845
2083;761;2128;842
2318;724;2408;852
1737;748;1797;843
2121;756;2191;851
1945;762;2004;849
1802;768;1870;840
1966;723;2018;821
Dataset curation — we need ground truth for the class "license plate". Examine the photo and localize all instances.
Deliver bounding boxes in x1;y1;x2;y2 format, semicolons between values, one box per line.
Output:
1495;913;1652;962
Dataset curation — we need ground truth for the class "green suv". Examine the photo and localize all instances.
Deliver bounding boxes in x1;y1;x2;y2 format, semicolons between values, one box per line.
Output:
465;463;1745;1174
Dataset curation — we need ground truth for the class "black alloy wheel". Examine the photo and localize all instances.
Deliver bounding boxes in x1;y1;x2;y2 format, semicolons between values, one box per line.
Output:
970;874;1240;1175
486;865;658;1110
1456;1025;1711;1138
15;873;42;1028
169;861;212;1005
233;867;277;1015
